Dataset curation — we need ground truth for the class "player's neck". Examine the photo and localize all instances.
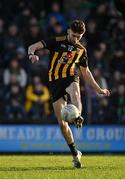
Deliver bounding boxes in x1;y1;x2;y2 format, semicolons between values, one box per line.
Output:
67;35;77;45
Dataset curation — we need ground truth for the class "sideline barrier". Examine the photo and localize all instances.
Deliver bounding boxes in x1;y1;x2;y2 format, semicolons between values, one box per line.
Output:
0;125;125;152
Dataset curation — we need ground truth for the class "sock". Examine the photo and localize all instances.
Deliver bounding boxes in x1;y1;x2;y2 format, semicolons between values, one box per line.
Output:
68;143;78;156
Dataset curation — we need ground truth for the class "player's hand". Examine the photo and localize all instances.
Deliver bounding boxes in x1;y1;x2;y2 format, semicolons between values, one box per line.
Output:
98;89;110;96
29;54;39;64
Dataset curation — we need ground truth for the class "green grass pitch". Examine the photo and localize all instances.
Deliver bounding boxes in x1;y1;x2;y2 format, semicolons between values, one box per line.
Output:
0;154;125;179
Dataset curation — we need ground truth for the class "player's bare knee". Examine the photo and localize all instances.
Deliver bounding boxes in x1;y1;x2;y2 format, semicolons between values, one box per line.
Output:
70;92;81;106
72;91;80;99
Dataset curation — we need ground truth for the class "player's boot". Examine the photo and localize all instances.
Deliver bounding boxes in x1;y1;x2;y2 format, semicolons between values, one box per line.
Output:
74;116;84;128
72;150;82;168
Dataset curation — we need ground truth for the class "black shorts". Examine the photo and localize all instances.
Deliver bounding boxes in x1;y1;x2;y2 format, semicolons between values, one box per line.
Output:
49;76;79;102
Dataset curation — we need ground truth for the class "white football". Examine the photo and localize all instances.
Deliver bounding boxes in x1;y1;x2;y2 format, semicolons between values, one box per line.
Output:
61;104;80;123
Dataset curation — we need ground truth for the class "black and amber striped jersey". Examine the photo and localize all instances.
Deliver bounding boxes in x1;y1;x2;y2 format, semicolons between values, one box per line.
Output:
42;35;88;82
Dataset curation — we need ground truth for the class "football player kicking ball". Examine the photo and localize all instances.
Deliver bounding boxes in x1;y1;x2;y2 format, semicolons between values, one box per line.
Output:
28;20;110;168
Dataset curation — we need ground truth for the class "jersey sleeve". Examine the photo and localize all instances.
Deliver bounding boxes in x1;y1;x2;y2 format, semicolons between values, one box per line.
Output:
78;48;88;67
41;37;57;50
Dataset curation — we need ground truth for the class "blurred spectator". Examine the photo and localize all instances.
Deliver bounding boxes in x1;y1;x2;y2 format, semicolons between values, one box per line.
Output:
4;84;26;119
3;23;24;67
46;2;67;36
85;68;108;122
14;6;32;33
92;2;109;32
110;47;125;73
85;19;100;51
90;47;108;73
110;84;125;122
3;57;27;88
97;97;114;124
52;21;65;36
25;76;50;119
15;46;29;72
93;68;108;89
23;16;44;48
110;71;123;93
4;23;23;51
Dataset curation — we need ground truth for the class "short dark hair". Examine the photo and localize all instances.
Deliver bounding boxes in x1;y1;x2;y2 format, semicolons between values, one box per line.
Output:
70;20;86;34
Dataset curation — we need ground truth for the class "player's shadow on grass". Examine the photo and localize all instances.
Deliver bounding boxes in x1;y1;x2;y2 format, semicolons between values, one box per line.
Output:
0;166;76;171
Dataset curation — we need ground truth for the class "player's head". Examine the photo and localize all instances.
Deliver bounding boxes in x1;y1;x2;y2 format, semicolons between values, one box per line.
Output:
67;20;86;44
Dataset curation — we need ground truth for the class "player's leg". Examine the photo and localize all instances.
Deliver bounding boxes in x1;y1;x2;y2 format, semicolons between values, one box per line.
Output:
66;82;84;128
53;97;82;168
66;82;83;167
66;81;82;113
53;97;74;145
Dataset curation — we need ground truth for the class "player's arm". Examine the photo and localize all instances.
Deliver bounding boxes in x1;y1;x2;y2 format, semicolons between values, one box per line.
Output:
28;41;44;64
80;66;110;96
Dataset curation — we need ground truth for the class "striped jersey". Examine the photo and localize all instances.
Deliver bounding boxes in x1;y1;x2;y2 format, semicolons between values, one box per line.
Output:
42;35;88;82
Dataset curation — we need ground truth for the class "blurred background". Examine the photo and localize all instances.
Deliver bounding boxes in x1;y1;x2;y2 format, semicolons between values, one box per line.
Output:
0;0;125;153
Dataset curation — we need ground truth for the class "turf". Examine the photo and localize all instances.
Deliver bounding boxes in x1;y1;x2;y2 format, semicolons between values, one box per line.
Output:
0;155;125;179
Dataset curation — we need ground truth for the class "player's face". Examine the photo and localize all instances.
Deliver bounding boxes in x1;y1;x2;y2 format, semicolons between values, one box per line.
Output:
68;29;83;44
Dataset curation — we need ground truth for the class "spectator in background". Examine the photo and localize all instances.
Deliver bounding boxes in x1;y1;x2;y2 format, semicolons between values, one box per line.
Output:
110;47;125;73
14;6;32;33
90;47;108;73
3;56;27;88
15;46;29;72
93;68;108;89
110;84;125;122
85;19;100;51
4;83;26;120
110;18;125;44
23;16;44;48
46;2;67;36
52;21;65;36
4;23;23;51
85;68;108;123
92;2;109;32
98;97;114;124
25;76;50;119
3;55;27;120
110;71;123;93
3;23;24;67
86;68;108;99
